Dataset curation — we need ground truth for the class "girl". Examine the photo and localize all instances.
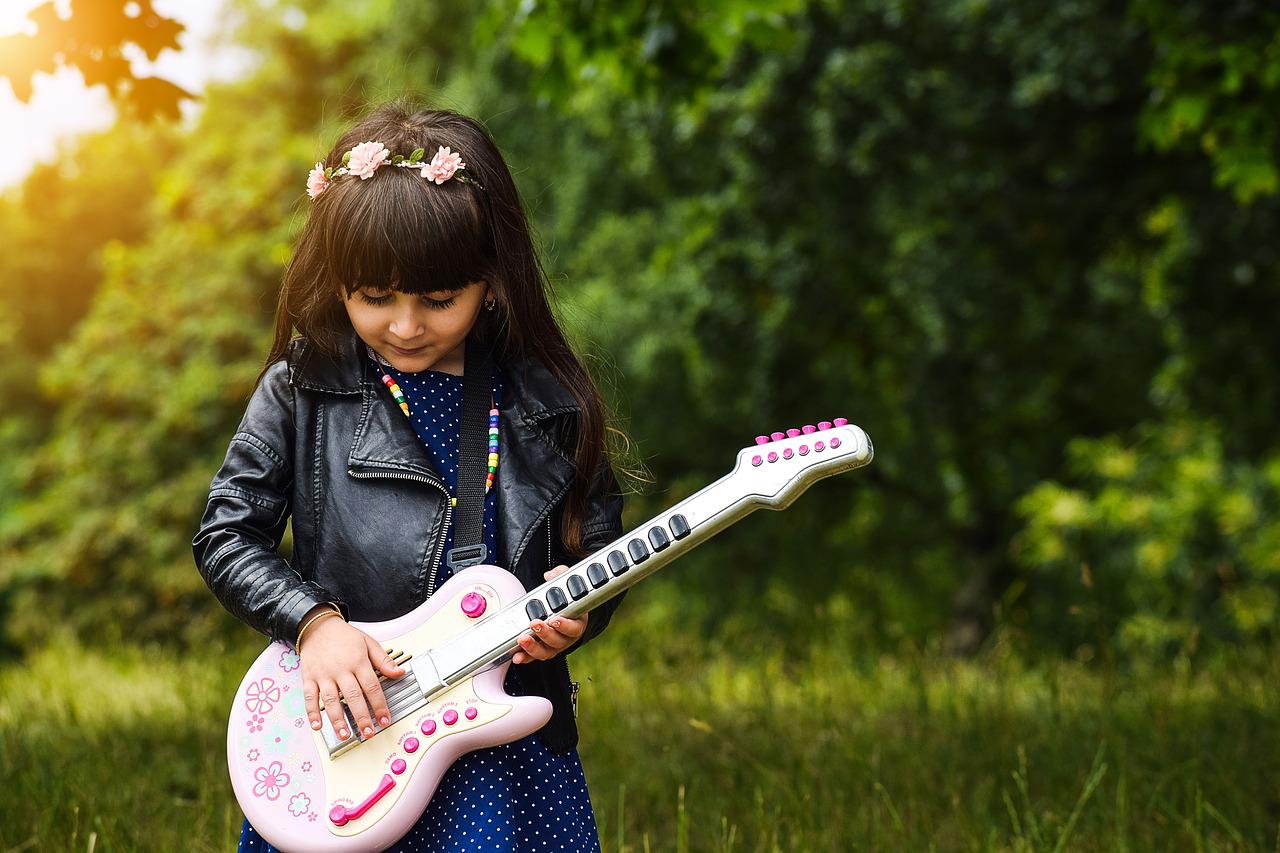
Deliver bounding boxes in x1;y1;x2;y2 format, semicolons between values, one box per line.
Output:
193;101;627;851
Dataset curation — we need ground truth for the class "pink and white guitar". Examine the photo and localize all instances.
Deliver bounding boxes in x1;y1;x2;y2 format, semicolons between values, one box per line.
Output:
227;418;872;851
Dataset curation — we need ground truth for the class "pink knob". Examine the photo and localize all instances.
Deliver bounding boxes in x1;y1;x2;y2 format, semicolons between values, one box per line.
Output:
391;758;406;775
818;421;832;431
802;425;816;435
782;447;794;459
442;709;459;726
798;445;809;455
403;737;419;753
330;805;349;825
830;437;842;448
767;451;778;463
833;417;848;427
786;428;801;438
770;431;785;441
815;440;826;452
420;719;436;736
460;592;487;619
755;435;769;445
465;706;478;720
751;454;763;467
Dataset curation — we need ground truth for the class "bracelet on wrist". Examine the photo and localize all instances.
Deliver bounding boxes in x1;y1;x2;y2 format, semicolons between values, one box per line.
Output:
296;605;343;651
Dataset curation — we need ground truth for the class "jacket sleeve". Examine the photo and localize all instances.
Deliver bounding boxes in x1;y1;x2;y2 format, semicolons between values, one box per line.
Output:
192;358;347;647
565;456;626;655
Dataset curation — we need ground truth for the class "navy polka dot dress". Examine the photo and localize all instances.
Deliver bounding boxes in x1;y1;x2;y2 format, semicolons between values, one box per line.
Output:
238;357;601;852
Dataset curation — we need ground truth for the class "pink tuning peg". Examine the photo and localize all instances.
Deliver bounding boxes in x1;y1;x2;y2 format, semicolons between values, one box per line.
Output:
802;425;817;435
770;432;785;441
833;417;848;427
755;435;769;445
818;421;832;431
786;428;801;438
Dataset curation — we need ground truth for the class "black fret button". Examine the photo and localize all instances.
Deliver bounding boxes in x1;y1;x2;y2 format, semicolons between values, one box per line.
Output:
546;587;568;612
586;562;609;589
607;550;630;576
648;526;671;551
525;599;548;621
627;538;650;563
669;514;691;539
566;574;589;600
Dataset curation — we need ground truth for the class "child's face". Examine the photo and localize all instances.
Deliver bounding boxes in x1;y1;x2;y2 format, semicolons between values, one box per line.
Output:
341;280;489;375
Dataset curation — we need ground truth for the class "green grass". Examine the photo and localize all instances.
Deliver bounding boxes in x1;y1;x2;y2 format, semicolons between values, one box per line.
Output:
2;601;1277;851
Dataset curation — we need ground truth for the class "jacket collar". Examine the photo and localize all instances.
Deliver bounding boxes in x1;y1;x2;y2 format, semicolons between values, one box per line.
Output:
288;330;579;423
289;330;580;571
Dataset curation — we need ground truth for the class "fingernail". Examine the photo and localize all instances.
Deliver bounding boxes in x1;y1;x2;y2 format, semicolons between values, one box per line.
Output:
533;625;542;632
339;728;349;738
364;726;373;736
311;720;321;730
380;715;390;726
552;620;561;628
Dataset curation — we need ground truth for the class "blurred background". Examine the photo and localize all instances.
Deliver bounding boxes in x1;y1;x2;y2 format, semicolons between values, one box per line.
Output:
1;0;1278;849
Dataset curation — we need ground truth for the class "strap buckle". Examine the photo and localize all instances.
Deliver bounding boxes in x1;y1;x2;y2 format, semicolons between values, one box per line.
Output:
445;543;487;571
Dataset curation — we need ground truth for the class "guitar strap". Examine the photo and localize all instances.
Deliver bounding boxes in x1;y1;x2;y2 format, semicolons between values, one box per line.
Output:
445;333;494;571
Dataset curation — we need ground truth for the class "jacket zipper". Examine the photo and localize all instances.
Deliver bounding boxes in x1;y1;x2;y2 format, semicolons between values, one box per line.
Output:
346;466;453;598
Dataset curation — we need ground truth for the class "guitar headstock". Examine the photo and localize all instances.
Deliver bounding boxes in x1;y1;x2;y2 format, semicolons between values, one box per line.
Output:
732;418;873;509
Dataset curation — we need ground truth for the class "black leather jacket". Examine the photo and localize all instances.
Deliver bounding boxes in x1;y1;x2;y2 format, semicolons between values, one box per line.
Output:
191;329;625;754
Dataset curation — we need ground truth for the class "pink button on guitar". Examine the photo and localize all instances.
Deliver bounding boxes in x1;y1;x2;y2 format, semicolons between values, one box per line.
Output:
442;709;459;726
403;736;419;753
465;706;478;720
391;758;406;775
460;592;487;619
420;719;436;736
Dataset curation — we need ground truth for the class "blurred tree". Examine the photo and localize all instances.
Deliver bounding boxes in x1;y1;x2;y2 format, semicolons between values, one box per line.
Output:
0;0;193;120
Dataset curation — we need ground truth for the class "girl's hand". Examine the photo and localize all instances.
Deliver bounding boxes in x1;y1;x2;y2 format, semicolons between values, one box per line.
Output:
513;564;588;664
299;610;406;741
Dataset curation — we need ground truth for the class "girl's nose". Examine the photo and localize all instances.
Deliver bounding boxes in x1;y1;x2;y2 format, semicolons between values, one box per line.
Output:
388;299;425;340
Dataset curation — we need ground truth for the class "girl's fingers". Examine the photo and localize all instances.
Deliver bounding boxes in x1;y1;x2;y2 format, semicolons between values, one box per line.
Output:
543;564;570;580
339;675;375;740
319;679;348;739
304;679;323;730
527;617;586;653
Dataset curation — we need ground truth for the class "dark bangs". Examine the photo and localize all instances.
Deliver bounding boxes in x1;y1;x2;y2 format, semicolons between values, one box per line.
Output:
314;168;492;296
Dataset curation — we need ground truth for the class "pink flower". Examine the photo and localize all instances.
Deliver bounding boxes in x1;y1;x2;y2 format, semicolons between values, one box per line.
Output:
347;141;390;180
422;145;465;184
288;792;311;816
252;761;291;801
244;678;282;715
305;163;329;198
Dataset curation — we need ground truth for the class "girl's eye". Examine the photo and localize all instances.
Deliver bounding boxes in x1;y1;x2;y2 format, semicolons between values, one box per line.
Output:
354;290;457;309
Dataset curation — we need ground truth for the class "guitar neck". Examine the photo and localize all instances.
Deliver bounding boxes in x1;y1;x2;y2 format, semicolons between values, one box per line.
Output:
422;422;873;690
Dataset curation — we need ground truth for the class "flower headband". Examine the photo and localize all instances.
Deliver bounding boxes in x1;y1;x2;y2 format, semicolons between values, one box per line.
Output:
306;141;484;200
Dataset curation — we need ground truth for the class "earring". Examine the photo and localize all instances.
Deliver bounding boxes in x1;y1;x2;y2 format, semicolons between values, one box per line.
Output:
484;296;496;311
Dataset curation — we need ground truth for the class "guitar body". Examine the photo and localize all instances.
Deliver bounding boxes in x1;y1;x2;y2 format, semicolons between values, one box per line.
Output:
227;564;552;853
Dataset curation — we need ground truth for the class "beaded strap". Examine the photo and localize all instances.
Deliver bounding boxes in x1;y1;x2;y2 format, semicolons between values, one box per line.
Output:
366;345;499;505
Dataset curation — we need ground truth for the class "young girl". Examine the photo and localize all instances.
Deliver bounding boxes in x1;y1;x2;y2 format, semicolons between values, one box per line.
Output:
193;102;626;851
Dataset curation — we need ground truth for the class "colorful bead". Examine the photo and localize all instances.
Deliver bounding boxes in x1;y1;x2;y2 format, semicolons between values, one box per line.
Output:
369;349;500;502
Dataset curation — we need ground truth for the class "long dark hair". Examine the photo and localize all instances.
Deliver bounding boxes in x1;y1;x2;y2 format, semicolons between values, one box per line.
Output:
264;100;613;555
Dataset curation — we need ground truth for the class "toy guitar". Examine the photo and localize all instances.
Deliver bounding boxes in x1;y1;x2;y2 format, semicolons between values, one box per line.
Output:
227;418;872;851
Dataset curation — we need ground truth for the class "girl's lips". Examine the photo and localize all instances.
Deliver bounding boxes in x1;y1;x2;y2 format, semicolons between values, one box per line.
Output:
389;344;428;356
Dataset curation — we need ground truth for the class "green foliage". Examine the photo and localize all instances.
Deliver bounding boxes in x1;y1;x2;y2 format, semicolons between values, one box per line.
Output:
2;0;1280;663
1015;420;1280;656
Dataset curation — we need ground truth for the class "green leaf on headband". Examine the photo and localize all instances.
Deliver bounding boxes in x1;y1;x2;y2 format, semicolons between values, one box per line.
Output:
341;150;352;166
391;154;404;164
324;167;334;179
409;147;425;163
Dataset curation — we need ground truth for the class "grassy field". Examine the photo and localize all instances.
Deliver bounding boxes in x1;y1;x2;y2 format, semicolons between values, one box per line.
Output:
2;601;1277;851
